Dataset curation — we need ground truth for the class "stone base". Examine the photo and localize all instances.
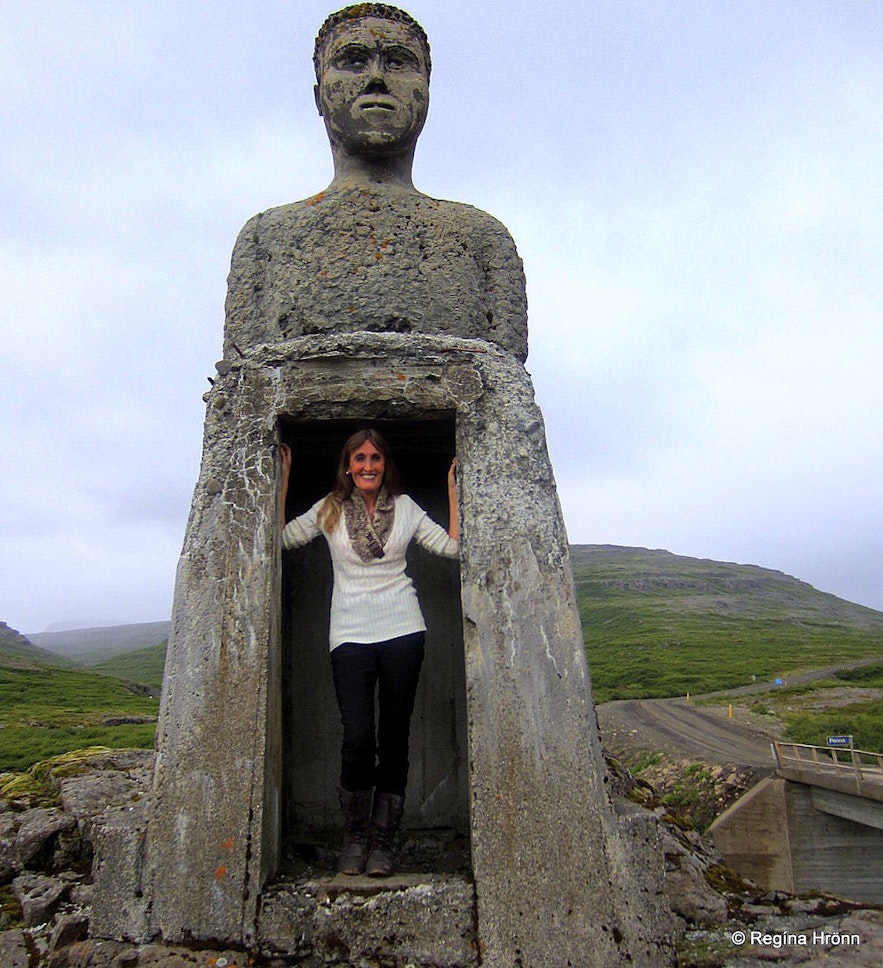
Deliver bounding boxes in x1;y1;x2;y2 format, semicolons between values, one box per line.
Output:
257;872;478;967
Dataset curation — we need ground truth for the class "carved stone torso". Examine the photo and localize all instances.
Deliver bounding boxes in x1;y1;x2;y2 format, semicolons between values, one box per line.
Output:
224;186;528;361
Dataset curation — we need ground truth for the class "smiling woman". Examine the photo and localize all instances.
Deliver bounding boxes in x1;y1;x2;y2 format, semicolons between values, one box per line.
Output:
279;422;459;877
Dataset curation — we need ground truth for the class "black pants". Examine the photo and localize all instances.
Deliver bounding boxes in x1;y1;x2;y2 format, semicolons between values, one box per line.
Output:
330;632;425;796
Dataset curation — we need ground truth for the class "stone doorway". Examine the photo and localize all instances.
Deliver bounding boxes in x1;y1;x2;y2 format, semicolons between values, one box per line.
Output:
278;415;470;874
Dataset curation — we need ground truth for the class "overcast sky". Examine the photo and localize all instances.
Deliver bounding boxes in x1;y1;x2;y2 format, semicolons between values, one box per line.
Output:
2;0;881;634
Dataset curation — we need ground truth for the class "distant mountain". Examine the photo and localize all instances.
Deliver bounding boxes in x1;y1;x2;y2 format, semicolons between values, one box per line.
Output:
15;546;883;700
571;545;883;701
0;620;69;669
28;621;170;666
571;545;883;628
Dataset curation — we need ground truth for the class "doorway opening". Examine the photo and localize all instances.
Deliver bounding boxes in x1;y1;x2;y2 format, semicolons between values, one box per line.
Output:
278;415;469;876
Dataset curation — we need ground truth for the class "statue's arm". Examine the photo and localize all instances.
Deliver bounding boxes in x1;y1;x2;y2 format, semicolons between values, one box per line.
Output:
473;211;529;362
223;213;270;354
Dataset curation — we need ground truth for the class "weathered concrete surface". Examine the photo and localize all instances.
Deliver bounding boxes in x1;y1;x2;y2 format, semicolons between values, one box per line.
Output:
90;798;150;940
130;332;675;964
225;187;528;362
789;784;883;903
710;775;883;903
104;5;676;958
812;784;883;830
258;873;477;965
709;776;794;893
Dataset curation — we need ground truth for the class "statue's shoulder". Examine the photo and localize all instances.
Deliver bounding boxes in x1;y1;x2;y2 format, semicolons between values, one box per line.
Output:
235;190;515;237
233;194;327;246
427;196;520;248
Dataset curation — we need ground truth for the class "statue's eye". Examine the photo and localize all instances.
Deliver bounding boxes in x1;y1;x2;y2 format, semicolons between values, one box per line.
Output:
385;47;420;71
335;47;369;70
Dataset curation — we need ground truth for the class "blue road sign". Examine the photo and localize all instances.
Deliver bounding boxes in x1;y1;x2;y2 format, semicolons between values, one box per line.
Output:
827;735;852;747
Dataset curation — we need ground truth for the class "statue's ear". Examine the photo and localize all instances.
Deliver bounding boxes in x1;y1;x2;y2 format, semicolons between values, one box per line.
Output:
314;83;322;117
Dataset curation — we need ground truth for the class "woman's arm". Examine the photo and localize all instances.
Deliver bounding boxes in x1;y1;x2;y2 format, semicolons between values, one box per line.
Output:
280;443;292;531
447;458;459;543
278;444;323;549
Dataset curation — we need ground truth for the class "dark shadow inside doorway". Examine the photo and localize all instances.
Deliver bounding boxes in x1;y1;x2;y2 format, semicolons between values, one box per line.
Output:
278;415;469;877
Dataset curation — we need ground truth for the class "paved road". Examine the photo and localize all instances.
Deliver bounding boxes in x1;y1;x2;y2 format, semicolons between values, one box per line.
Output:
596;656;883;769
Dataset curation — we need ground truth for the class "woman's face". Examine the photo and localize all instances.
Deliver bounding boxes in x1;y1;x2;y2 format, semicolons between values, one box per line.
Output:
347;438;385;497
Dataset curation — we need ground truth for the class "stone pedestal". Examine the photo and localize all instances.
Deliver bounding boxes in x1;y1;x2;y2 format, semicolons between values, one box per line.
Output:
108;333;674;964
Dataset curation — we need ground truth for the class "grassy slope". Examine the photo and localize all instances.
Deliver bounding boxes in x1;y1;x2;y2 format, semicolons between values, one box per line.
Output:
92;641;167;689
0;622;71;669
572;545;883;704
712;662;883;752
0;663;158;773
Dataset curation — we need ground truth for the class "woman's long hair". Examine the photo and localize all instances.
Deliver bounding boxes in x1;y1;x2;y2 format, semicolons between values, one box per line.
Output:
318;428;401;532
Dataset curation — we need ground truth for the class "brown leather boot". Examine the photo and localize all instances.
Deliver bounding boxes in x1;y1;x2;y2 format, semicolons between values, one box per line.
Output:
338;788;372;875
365;791;405;877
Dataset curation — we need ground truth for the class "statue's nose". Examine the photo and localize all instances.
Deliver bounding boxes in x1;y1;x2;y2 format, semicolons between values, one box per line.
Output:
365;57;389;92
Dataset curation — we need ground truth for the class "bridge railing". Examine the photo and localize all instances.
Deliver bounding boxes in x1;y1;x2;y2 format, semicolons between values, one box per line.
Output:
773;741;883;797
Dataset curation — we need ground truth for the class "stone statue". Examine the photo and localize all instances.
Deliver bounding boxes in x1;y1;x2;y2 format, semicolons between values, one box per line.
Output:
224;3;528;360
94;7;675;965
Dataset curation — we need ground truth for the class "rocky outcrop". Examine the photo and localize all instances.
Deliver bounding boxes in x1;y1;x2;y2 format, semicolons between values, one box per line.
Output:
4;748;883;966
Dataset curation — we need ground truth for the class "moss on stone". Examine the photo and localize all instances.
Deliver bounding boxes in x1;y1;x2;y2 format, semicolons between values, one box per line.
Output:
704;862;753;895
0;746;116;807
0;886;24;930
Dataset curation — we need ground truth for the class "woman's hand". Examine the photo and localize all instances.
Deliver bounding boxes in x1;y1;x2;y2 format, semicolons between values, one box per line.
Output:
447;457;458;493
447;458;459;543
280;443;292;478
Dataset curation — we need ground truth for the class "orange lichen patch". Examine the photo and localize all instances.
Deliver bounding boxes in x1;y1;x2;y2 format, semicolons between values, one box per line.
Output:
222;837;235;850
215;866;227;880
305;192;326;206
397;373;406;381
375;252;383;260
319;270;327;277
348;306;356;313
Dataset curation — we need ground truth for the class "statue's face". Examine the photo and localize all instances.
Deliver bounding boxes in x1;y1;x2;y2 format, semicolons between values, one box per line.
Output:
315;16;429;157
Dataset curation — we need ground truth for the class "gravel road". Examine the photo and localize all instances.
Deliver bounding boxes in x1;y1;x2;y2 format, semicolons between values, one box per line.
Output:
596;657;882;768
597;696;778;767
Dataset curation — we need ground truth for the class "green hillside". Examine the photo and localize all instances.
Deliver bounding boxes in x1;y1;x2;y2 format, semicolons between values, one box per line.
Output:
0;621;70;670
4;544;882;773
93;641;167;689
0;664;158;773
572;545;883;703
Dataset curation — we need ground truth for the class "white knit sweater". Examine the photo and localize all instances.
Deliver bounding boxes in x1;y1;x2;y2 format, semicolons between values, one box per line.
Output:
282;493;459;651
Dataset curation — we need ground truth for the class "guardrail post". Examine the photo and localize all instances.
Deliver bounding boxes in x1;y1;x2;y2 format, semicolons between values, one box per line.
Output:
851;746;863;794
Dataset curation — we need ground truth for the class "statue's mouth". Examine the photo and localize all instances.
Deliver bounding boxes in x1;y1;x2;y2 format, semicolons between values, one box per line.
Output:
357;96;397;112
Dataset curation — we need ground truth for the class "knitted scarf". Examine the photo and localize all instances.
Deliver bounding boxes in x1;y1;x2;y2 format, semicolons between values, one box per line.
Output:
344;487;395;562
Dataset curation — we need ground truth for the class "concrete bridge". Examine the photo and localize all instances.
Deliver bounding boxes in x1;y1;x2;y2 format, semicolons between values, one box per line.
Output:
709;742;883;903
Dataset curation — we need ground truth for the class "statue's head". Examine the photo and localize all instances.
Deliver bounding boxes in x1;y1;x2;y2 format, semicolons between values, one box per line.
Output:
313;4;431;159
